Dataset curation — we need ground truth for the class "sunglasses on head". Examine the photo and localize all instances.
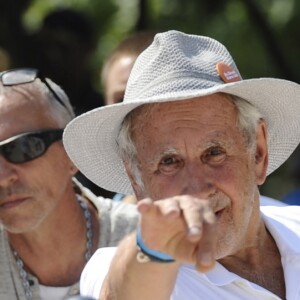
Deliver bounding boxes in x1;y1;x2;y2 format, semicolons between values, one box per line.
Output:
0;68;72;116
0;129;64;164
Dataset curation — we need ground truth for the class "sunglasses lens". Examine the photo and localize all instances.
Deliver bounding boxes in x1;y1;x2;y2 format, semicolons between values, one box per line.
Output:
3;136;46;163
1;69;37;86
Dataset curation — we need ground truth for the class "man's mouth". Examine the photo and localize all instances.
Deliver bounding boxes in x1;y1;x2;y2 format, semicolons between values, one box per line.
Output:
0;197;28;209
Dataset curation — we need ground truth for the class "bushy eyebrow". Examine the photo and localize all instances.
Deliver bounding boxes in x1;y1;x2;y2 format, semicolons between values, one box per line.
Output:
142;133;235;168
142;147;179;168
200;139;233;150
160;147;179;156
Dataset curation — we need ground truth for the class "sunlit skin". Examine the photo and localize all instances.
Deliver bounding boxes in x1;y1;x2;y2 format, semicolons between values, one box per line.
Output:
104;56;136;105
126;93;269;262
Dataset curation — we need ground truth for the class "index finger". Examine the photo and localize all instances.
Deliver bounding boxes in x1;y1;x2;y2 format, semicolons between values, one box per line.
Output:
195;218;216;272
178;196;215;242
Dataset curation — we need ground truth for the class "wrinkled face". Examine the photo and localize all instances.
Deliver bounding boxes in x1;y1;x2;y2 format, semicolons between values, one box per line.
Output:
0;88;75;233
128;93;268;258
104;55;136;105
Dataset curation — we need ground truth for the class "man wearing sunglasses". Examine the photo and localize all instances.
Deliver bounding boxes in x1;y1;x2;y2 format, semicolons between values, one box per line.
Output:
0;68;138;300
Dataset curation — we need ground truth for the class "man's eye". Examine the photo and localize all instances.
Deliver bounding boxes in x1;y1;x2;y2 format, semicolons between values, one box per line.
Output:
161;157;177;165
158;156;182;174
209;148;224;156
202;147;226;164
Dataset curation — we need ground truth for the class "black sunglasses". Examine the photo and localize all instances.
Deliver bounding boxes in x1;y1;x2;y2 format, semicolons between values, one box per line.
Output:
0;129;64;164
0;68;72;115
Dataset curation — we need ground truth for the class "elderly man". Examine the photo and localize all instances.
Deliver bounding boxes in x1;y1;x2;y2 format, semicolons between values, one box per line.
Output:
0;68;138;300
63;31;300;300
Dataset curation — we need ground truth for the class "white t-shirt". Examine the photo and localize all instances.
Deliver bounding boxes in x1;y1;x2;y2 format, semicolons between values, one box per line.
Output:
39;285;70;300
80;205;300;300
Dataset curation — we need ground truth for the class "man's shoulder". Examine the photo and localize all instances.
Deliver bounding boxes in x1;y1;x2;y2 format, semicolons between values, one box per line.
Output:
96;199;138;246
260;195;287;206
261;205;300;256
261;205;300;238
74;177;138;218
95;196;138;218
107;201;139;230
260;204;300;219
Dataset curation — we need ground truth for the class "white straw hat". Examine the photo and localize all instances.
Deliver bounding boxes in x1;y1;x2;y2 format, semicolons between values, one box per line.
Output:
63;30;300;195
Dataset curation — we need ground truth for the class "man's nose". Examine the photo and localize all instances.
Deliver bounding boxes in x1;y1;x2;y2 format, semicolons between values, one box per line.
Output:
0;156;19;187
181;163;216;199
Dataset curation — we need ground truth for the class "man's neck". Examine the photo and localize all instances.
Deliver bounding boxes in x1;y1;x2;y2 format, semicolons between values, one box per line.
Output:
219;222;285;299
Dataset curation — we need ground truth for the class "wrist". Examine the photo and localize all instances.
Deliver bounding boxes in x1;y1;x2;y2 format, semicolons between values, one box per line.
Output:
136;226;175;263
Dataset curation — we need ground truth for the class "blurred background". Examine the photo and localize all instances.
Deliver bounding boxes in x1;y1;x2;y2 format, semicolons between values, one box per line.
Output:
0;0;299;201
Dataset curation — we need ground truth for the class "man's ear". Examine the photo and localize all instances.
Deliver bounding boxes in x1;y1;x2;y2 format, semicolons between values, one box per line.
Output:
255;120;268;185
70;163;78;176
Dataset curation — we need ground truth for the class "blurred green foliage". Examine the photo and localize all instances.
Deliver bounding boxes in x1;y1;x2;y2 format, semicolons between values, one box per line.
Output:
1;0;299;199
18;0;299;82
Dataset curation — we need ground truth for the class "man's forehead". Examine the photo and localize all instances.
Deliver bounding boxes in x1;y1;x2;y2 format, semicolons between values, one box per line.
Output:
0;91;58;140
133;93;234;114
147;134;235;153
134;118;239;152
0;85;46;109
0;89;47;113
130;94;237;130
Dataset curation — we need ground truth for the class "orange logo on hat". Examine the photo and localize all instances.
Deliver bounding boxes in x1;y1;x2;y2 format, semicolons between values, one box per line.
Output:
216;62;241;83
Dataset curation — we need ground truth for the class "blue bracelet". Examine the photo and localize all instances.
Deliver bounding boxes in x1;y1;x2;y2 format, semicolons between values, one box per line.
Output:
136;226;175;263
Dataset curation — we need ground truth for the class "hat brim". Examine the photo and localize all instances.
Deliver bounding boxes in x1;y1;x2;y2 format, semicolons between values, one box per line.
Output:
63;78;300;195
